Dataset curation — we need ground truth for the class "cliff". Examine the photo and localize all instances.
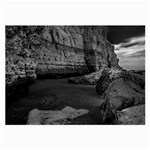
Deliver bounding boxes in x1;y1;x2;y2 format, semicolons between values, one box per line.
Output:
6;26;120;98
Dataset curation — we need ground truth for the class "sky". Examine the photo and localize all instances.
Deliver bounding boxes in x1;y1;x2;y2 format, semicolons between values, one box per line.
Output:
107;26;145;70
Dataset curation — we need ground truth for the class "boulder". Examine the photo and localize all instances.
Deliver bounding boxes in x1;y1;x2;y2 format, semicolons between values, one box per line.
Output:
27;106;89;125
98;75;145;124
117;104;145;125
102;78;145;111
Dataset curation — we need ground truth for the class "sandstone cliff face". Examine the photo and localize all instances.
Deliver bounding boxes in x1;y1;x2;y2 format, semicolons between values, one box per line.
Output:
6;26;120;98
83;27;119;71
35;26;119;76
35;26;88;77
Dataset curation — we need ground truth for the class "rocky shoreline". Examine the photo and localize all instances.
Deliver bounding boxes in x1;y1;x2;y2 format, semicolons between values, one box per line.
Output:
26;68;145;125
6;26;145;125
67;68;145;125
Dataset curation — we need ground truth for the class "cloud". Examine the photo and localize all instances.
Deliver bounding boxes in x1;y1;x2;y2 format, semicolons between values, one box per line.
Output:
114;35;145;70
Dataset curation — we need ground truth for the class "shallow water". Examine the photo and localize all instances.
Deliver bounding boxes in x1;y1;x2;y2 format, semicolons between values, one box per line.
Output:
6;78;103;125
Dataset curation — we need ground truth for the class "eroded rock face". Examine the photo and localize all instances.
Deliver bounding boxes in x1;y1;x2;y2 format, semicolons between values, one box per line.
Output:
6;27;120;79
6;27;37;99
27;106;89;125
117;105;145;125
6;26;120;98
83;27;119;72
36;26;119;76
35;26;88;77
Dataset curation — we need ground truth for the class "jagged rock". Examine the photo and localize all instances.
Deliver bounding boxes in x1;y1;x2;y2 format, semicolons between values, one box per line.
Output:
27;106;89;125
68;69;104;85
98;75;145;124
96;68;145;95
117;105;145;125
97;69;145;124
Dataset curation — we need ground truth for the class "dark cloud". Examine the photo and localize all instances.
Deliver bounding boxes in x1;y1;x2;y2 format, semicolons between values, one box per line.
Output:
115;35;145;51
107;26;145;44
107;26;145;70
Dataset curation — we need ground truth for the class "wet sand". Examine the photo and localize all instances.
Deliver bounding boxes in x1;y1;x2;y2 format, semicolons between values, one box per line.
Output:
6;78;103;125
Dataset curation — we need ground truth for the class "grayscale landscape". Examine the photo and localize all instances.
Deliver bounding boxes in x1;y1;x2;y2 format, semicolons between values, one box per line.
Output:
6;26;145;125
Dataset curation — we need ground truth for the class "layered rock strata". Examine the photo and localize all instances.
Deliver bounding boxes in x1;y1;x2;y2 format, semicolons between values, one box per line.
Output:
37;26;119;76
6;26;119;98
